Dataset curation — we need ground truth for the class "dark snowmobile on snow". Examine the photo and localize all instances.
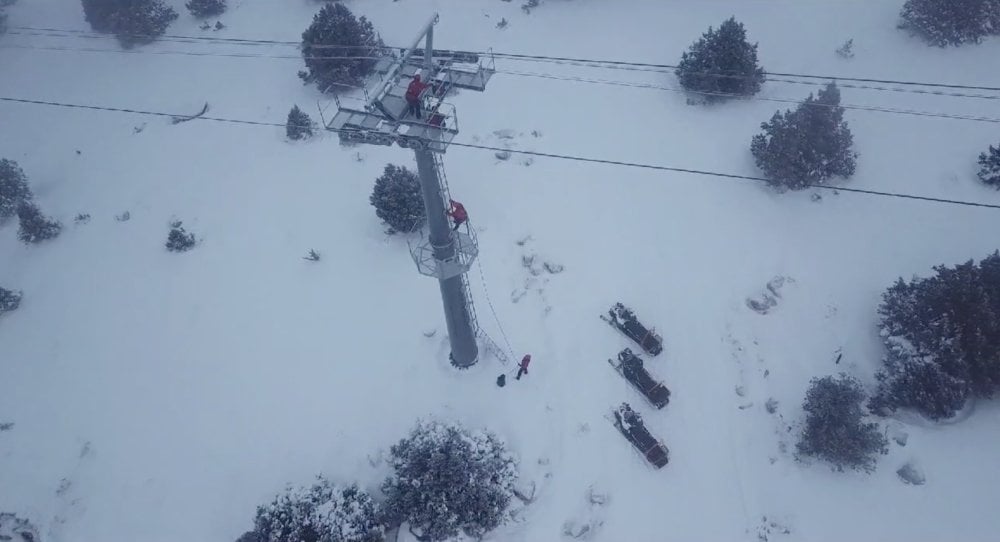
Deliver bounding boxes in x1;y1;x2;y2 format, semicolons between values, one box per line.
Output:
601;303;663;356
608;348;670;409
610;402;669;468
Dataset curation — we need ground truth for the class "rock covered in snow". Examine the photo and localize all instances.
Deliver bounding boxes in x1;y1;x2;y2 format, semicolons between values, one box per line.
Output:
0;512;40;542
897;462;926;485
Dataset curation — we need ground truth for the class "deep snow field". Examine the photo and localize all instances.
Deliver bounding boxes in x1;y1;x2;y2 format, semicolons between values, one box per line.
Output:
2;0;1000;541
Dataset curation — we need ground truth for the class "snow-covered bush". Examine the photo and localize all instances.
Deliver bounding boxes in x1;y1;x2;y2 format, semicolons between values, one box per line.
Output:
81;0;179;47
253;476;383;542
797;374;887;472
0;287;22;314
299;3;384;92
186;0;225;18
750;82;857;190
870;253;1000;420
287;105;315;141
16;201;61;244
675;17;765;99
899;0;1000;46
0;159;33;222
978;143;1000;188
382;420;518;541
166;221;196;252
370;164;425;234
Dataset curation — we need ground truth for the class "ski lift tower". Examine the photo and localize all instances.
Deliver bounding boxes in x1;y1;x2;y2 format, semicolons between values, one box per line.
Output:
326;13;496;368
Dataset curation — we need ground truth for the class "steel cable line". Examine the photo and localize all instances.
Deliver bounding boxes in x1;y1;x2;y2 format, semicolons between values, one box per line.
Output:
8;33;1000;101
3;42;998;124
494;69;1000;123
10;25;1000;94
3;95;999;211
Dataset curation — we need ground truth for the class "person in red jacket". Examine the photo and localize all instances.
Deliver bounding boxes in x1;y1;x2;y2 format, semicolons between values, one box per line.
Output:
447;199;468;231
516;354;531;380
405;74;431;119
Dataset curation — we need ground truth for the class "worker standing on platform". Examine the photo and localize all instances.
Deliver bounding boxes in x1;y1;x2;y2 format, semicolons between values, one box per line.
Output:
447;199;468;231
405;74;431;120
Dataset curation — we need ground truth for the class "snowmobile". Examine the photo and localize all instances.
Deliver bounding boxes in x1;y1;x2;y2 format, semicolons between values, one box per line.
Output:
609;402;669;468
608;348;670;409
600;303;663;356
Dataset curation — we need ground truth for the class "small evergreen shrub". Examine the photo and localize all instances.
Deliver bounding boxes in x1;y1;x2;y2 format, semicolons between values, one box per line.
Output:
300;3;384;92
978;143;1000;188
836;38;855;59
370;164;425;234
16;201;61;244
253;477;382;542
798;374;887;472
899;0;1000;46
81;0;179;47
0;159;33;222
751;82;857;189
382;420;517;542
166;220;196;252
185;0;225;18
871;252;1000;420
675;17;766;99
287;105;315;140
0;287;22;314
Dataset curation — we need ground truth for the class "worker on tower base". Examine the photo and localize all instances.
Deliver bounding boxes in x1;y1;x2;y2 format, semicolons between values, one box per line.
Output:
447;199;468;231
516;354;531;380
405;74;431;120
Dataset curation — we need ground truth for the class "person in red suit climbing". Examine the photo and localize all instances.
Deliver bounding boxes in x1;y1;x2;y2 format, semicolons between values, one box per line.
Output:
447;199;468;231
516;354;531;380
405;74;431;119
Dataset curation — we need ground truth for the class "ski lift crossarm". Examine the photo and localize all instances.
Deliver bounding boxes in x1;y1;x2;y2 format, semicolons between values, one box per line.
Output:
367;12;439;110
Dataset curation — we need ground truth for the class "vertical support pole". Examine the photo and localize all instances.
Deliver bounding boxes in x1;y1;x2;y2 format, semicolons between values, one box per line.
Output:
414;148;479;367
424;25;434;70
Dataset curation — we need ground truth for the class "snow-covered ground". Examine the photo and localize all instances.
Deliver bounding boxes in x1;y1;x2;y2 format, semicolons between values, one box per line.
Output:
2;1;1000;540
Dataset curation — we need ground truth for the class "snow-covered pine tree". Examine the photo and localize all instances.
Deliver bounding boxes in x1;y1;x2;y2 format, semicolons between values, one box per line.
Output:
16;201;61;244
797;375;887;472
382;420;517;542
165;221;196;252
370;164;425;234
17;200;62;243
750;82;857;190
299;3;384;92
871;253;1000;419
675;17;766;99
81;0;178;47
253;476;382;542
0;159;33;222
978;143;1000;188
0;287;22;314
899;0;1000;46
185;0;225;18
286;105;315;140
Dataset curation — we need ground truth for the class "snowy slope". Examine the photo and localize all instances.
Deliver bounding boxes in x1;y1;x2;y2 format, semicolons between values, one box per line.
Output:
2;0;1000;541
